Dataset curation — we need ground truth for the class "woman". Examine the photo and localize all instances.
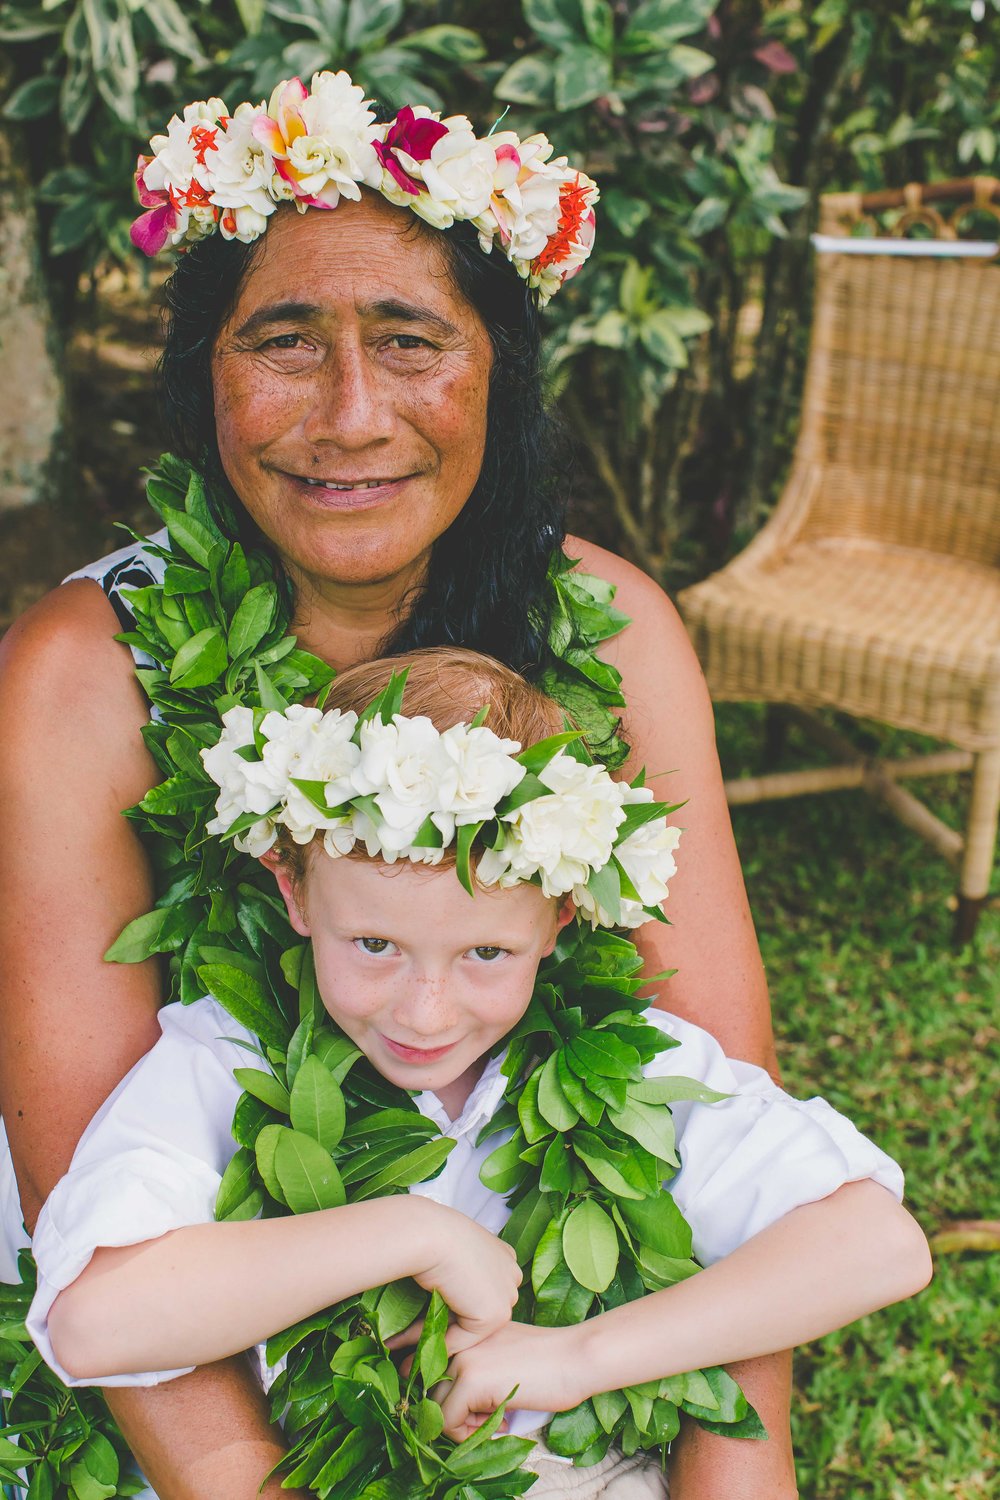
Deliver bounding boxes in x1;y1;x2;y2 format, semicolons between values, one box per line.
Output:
0;74;790;1498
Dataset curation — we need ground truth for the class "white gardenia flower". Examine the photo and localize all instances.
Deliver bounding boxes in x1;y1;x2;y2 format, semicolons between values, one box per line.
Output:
351;715;455;852
300;70;381;191
210;103;277;227
439;723;525;824
419;118;498;221
478;132;563;261
258;706;361;843
483;753;627;898
202;705;259;834
573;790;682;929
237;817;280;858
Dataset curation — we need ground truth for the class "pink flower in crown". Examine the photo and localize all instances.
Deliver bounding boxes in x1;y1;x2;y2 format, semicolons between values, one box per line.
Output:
374;106;449;195
253;72;380;209
130;99;228;254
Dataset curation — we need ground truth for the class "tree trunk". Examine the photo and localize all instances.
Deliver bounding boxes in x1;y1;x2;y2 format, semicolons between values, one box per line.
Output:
0;76;66;512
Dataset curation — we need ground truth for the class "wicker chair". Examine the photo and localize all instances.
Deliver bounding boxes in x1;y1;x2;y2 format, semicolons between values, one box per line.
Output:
678;177;1000;943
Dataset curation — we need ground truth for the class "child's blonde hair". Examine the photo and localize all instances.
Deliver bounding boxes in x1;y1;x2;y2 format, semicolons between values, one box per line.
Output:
272;647;566;882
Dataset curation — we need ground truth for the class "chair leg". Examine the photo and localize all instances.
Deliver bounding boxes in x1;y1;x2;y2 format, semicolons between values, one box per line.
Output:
954;746;1000;947
762;705;788;767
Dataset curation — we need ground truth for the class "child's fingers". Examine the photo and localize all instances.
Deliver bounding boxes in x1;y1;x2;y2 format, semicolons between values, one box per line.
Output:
444;1323;492;1358
385;1316;424;1351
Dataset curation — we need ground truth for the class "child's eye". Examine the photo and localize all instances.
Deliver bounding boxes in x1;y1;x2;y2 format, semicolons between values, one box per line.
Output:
355;937;397;955
469;945;507;962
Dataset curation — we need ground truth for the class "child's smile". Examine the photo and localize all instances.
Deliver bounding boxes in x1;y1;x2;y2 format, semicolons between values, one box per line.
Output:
272;854;569;1116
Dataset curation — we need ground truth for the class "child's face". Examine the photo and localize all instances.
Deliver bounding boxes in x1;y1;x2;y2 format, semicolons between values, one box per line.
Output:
273;854;566;1114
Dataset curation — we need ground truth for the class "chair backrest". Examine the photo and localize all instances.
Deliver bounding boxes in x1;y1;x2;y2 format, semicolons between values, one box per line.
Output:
793;179;1000;565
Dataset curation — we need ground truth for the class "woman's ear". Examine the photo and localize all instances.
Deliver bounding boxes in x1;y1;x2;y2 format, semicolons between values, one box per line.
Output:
259;849;311;937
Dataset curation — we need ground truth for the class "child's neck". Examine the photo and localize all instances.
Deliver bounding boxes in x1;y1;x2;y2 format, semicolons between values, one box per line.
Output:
432;1056;488;1122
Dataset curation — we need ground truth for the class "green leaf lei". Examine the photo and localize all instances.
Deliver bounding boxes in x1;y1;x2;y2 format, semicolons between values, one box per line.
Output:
0;457;763;1500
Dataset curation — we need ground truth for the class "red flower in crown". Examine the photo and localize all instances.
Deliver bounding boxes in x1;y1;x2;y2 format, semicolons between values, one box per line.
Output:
374;106;449;195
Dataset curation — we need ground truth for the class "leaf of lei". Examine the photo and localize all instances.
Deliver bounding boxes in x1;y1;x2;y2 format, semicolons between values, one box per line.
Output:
0;455;762;1497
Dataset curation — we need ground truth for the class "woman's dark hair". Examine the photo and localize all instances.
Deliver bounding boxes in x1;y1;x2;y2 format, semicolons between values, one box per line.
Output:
158;206;568;678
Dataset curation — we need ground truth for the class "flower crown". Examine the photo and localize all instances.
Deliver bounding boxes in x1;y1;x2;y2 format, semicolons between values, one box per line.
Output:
201;673;680;931
131;69;598;305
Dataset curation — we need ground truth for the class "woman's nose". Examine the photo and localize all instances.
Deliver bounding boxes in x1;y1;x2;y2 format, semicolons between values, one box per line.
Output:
303;337;396;452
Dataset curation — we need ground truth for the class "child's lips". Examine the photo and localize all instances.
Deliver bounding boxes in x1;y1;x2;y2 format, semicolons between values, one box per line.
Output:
380;1034;457;1064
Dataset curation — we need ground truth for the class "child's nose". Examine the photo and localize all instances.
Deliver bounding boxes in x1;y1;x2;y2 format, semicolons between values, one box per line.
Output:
393;973;459;1037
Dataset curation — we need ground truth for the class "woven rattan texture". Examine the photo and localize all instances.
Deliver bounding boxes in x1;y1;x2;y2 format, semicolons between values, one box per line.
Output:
680;244;1000;751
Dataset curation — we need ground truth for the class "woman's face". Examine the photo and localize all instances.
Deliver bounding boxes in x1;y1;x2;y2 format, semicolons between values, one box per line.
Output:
211;196;493;594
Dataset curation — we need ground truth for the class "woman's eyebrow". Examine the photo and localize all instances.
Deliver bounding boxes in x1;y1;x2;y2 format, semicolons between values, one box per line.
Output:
360;298;461;337
232;300;323;340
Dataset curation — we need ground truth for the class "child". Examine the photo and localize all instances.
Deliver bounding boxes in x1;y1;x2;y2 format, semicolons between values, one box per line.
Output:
20;649;930;1497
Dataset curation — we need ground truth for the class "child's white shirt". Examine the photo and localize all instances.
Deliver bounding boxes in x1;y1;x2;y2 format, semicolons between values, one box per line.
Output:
7;996;902;1416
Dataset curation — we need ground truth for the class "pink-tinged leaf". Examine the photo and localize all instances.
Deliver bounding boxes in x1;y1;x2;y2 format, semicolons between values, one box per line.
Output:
754;41;797;74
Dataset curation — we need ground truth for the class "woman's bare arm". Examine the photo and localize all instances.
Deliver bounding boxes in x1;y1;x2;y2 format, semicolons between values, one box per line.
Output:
0;580;301;1498
568;538;776;1075
568;538;791;1491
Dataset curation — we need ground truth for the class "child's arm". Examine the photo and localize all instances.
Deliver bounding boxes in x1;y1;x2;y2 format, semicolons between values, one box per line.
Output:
436;1178;931;1439
44;1193;520;1382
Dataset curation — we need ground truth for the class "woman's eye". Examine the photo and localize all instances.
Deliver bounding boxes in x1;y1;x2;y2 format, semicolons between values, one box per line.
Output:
264;333;304;349
356;937;395;955
470;945;506;962
388;333;431;351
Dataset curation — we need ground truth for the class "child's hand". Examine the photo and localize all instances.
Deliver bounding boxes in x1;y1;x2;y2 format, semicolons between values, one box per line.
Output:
435;1322;588;1442
413;1202;522;1342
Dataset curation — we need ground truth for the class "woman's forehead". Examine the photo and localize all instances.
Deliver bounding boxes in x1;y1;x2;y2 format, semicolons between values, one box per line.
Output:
224;196;473;326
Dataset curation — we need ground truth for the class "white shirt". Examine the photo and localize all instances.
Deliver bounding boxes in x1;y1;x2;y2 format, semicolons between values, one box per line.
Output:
5;996;902;1400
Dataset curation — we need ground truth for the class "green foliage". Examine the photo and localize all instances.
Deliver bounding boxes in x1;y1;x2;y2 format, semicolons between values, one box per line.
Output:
5;2;994;574
717;701;1000;1498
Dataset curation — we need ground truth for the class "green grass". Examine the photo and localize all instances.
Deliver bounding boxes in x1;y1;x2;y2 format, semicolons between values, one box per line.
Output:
715;705;999;1500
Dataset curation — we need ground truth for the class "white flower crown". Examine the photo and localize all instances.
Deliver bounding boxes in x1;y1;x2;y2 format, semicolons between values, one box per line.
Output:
201;675;680;931
131;69;598;305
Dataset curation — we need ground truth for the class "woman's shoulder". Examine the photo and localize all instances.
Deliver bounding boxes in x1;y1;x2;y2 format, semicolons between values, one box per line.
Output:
0;532;166;700
562;534;691;649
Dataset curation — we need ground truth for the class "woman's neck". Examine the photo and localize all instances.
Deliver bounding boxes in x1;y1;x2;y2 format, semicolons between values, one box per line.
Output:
287;554;428;670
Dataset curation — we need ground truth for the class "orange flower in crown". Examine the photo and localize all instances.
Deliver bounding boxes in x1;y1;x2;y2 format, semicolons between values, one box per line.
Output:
129;70;598;305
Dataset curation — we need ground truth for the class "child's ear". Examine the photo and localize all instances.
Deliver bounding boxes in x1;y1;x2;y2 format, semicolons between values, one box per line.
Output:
259;849;311;937
542;896;577;955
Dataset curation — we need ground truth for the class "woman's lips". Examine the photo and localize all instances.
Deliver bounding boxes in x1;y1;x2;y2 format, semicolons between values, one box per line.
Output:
380;1035;457;1064
285;472;413;510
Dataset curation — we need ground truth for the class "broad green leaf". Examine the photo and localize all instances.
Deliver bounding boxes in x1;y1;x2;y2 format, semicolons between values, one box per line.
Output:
546;1397;604;1456
345;0;402;50
375;1279;425;1341
228;584;277;659
539;1135;573;1194
215;1145;257;1219
495;54;554;107
562;1199;619;1292
607;1097;678;1163
400;25;485;60
501;1186;553;1261
3;75;60;120
104;902;192;962
568;1030;641;1081
353;1136;454;1198
618;1191;692;1259
554;45;612;111
537;1051;579;1131
628;1075;730;1106
534;1257;595;1326
164;509;218;569
479;1133;526;1194
523;0;585;49
573;1134;645;1199
289;1054;346;1151
593;1386;628;1432
169;627;227;688
254;1124;288;1206
273;1126;346;1212
516;1070;548;1143
234;1066;291;1115
581;0;614;52
197;963;289;1048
